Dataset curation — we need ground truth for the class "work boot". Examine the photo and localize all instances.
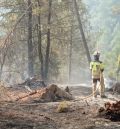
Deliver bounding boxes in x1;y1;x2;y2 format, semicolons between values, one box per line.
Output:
93;95;97;99
100;95;107;98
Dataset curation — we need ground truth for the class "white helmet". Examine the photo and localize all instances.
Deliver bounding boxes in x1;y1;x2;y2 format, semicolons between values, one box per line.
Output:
93;51;100;56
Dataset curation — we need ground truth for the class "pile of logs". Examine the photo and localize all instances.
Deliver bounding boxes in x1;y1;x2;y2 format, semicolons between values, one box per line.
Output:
98;101;120;121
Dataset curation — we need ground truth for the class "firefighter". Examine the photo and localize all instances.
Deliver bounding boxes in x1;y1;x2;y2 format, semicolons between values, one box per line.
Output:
90;51;106;98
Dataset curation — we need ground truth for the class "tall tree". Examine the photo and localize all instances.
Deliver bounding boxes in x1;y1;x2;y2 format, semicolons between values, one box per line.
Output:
44;0;52;80
73;0;91;63
27;0;34;77
68;26;73;83
0;0;91;83
37;0;44;80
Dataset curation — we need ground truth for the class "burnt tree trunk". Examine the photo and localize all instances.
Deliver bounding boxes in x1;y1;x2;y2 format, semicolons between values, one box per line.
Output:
37;0;44;80
73;0;91;63
44;0;52;80
0;42;9;80
68;27;73;83
28;0;34;77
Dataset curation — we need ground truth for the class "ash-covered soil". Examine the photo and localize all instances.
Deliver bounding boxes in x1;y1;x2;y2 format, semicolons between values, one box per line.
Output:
0;85;120;129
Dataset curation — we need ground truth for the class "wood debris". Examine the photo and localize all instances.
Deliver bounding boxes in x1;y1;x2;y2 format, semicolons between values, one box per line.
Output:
16;84;73;102
98;101;120;121
108;82;120;94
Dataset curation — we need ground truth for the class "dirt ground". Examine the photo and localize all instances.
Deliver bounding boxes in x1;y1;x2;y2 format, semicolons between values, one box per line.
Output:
0;85;120;129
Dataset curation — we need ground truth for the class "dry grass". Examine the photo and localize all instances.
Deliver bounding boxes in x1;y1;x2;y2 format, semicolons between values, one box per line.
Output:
56;101;69;113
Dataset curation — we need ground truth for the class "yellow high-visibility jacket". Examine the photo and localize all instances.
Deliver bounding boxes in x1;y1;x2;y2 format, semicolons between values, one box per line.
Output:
90;61;104;79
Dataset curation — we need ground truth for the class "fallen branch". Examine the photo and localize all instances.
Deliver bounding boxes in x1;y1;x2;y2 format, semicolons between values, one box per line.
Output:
16;90;37;101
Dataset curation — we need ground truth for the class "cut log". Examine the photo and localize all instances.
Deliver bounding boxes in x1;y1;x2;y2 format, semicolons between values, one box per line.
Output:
16;84;73;102
37;84;73;101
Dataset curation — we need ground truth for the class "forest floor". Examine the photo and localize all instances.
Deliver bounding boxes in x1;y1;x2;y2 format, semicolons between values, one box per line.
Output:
0;84;120;129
